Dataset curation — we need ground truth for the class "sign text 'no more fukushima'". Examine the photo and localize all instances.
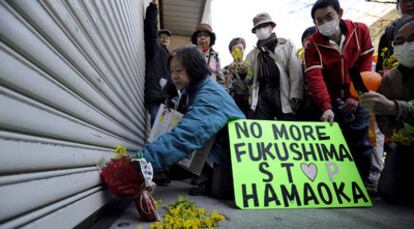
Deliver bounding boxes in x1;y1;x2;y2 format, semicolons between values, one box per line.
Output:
228;120;372;209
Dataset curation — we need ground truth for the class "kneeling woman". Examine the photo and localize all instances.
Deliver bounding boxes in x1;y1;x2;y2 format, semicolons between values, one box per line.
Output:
141;46;245;198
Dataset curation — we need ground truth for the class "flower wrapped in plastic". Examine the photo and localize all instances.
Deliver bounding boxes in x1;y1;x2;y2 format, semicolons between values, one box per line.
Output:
98;146;160;221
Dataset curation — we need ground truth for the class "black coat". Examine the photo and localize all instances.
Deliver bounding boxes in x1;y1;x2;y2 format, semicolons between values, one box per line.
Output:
144;3;177;107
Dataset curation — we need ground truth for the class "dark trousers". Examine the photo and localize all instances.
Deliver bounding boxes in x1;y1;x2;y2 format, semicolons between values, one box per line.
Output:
249;86;295;120
147;104;160;127
336;105;373;182
378;144;414;205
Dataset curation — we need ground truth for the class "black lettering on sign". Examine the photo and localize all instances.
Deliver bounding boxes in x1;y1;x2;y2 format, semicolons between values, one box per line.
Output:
289;142;302;160
289;125;302;141
352;182;369;203
264;183;281;207
281;163;294;183
250;121;263;138
242;183;259;208
250;142;262;161
317;182;333;204
301;143;317;161
234;143;246;162
272;123;289;140
261;142;276;161
321;144;338;161
303;183;320;205
281;184;302;207
333;182;351;204
302;125;316;141
259;162;273;182
339;144;353;162
235;121;249;139
274;143;292;161
315;125;330;140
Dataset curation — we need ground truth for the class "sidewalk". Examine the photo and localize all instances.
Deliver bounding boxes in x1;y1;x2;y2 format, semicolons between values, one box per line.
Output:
108;180;414;229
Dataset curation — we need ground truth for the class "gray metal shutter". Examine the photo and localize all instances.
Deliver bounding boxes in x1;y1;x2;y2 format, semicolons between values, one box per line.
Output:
0;0;147;228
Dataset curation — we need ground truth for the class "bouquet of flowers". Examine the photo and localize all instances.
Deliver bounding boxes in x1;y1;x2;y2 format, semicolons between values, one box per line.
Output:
98;146;159;221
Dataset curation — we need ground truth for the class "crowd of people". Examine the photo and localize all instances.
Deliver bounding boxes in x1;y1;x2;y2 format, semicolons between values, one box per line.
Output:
141;0;414;205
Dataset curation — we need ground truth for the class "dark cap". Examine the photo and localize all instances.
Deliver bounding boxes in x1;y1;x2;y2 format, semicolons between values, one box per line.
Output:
191;23;216;46
251;12;276;33
158;29;171;37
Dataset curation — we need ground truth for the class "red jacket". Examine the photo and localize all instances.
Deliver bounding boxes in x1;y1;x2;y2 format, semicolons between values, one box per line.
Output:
304;20;374;112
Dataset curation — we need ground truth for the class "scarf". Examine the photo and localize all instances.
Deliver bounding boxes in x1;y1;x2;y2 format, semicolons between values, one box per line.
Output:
256;33;280;84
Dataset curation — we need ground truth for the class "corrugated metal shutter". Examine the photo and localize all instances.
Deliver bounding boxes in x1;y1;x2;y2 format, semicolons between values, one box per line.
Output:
0;0;147;228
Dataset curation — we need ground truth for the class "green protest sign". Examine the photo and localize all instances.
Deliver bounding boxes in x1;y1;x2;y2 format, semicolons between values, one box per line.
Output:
228;119;372;209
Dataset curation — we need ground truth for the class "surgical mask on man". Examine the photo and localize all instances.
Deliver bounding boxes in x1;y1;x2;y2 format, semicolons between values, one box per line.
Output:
394;41;414;68
318;18;340;37
255;27;271;40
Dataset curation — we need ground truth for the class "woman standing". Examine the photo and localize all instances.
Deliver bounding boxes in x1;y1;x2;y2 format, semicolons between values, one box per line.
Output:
191;24;225;87
223;37;251;115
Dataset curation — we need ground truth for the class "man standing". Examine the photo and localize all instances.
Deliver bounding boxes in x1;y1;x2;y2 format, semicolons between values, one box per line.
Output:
304;0;374;182
144;0;178;126
245;12;303;120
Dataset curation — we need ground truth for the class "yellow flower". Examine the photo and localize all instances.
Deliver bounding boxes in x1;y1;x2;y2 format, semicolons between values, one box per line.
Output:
198;208;206;216
211;210;225;221
391;128;414;145
232;47;243;62
113;145;127;158
296;47;305;63
149;195;226;229
381;47;399;69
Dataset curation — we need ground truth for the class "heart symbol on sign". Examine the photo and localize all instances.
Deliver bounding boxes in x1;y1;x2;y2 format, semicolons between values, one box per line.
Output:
301;163;318;181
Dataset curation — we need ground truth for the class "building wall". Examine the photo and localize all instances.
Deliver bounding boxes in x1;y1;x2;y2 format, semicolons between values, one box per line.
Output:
0;0;147;227
170;35;193;51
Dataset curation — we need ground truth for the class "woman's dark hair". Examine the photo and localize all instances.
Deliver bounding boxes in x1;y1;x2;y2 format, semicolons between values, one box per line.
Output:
301;26;317;45
168;45;210;85
311;0;341;20
228;37;246;52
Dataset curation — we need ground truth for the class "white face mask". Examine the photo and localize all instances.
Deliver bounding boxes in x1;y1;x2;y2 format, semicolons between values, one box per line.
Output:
318;18;340;37
394;41;414;68
255;27;271;40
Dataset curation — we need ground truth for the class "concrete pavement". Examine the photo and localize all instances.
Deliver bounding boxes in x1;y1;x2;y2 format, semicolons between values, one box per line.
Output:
108;180;414;229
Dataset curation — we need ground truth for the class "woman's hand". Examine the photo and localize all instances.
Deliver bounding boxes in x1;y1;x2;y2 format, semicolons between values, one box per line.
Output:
360;91;397;115
321;109;335;124
237;62;248;75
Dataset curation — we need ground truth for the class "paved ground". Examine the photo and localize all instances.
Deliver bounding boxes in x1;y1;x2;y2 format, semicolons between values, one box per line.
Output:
107;180;414;229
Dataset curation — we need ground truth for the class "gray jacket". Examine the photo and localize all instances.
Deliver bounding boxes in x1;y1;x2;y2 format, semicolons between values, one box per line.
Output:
245;38;304;113
377;67;414;137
